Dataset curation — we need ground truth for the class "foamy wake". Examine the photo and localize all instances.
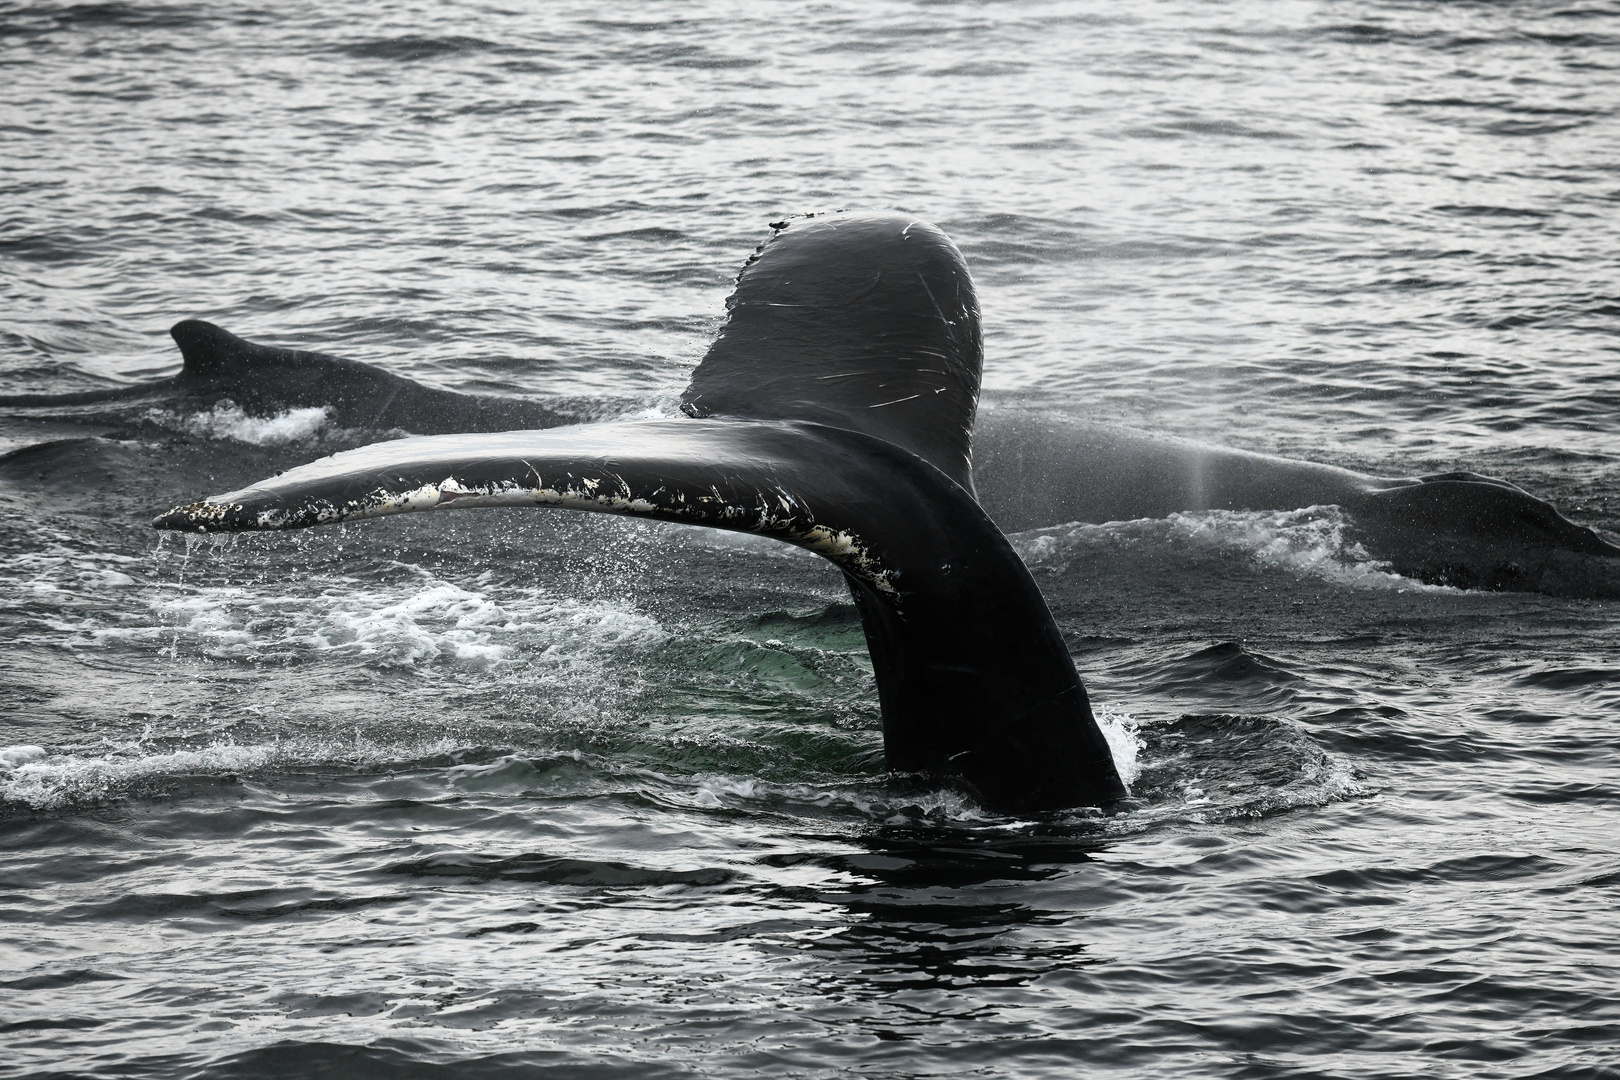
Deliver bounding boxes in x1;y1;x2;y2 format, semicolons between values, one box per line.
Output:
1;538;143;599
1107;713;1371;832
1014;505;1450;590
679;772;1005;824
146;401;332;444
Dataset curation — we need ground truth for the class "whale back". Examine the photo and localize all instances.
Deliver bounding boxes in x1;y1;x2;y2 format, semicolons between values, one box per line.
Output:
164;321;563;433
681;212;982;493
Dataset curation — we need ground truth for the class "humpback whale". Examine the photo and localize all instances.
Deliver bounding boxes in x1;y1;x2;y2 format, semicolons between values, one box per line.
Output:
1;210;1609;804
151;213;1131;814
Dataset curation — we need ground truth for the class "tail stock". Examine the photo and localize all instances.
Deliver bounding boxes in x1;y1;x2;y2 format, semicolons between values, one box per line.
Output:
152;212;1127;813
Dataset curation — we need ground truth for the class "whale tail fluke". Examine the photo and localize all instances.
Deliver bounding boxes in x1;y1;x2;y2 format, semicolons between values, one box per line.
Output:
151;212;1129;813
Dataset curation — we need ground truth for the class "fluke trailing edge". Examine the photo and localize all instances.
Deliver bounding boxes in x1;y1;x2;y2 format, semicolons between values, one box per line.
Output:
152;213;1131;814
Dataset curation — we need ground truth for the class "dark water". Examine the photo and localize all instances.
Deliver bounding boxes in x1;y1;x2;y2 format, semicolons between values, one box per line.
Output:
3;2;1619;1077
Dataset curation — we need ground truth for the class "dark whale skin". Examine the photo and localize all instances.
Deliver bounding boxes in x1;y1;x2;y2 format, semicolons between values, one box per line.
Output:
150;213;1130;814
0;320;566;434
151;417;1127;813
973;410;1620;598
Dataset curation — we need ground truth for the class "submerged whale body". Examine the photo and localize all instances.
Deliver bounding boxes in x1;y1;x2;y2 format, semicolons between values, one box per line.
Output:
972;412;1620;597
153;213;1132;813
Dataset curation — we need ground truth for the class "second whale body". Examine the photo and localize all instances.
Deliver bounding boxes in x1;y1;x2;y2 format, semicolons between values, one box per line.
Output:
972;411;1620;598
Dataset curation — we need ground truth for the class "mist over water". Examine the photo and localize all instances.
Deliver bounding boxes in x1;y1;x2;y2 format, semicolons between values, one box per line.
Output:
2;2;1618;1077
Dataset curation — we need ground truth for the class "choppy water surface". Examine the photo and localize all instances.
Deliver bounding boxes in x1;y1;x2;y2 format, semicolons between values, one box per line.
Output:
3;2;1618;1077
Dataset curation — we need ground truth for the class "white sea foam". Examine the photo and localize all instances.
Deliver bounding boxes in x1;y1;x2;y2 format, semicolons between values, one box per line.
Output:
35;564;667;672
148;401;332;445
1014;506;1452;591
7;521;671;674
0;745;47;770
1289;744;1369;807
608;391;685;422
1107;714;1373;831
670;771;1002;823
1164;506;1410;587
689;774;761;807
0;540;145;608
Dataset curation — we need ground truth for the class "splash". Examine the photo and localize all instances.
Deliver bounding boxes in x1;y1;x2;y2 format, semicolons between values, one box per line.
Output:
1095;703;1143;789
147;401;332;445
1107;712;1372;831
0;539;143;602
42;568;668;673
1014;505;1456;591
678;772;1002;824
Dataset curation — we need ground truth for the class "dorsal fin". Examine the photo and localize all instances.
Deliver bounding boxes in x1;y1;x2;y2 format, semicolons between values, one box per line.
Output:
169;319;388;386
170;319;256;376
681;212;982;493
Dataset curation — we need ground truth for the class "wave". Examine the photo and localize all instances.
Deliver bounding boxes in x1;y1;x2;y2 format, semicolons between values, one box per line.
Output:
1107;712;1371;831
0;736;465;812
0;536;144;599
21;554;668;673
0;702;1312;824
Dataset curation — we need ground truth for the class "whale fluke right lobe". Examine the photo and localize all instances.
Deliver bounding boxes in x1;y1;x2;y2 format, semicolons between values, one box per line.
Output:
683;214;982;493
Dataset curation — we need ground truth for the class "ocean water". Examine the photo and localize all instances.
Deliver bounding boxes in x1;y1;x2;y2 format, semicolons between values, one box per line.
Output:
3;2;1619;1077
